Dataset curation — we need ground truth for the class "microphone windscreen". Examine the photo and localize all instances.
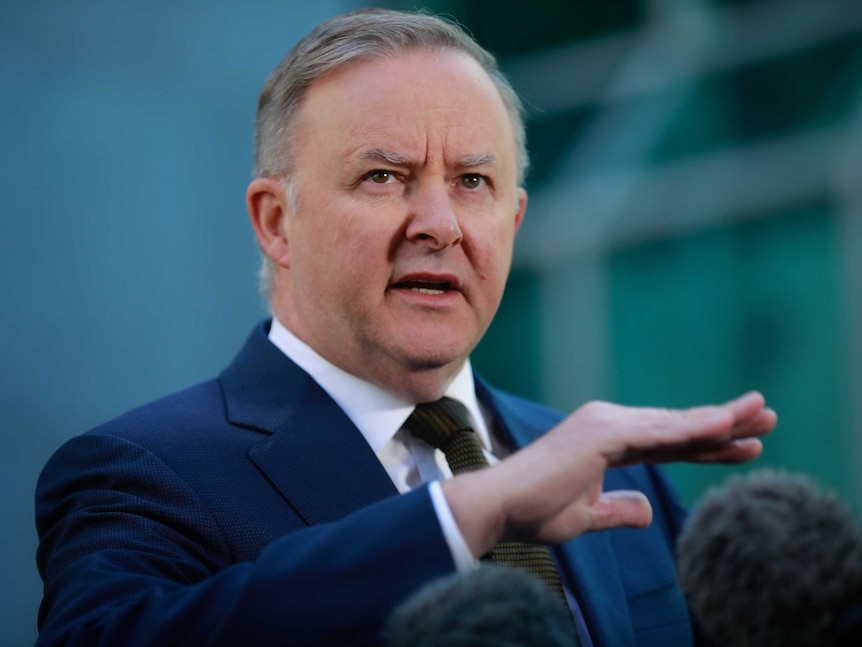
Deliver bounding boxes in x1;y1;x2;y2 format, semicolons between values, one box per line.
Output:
384;564;578;647
677;469;862;647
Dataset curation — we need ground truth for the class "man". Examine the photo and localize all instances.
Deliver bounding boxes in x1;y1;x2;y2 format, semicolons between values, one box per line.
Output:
35;9;776;646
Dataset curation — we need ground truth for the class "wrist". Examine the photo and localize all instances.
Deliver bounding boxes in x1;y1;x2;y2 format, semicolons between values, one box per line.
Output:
441;471;506;558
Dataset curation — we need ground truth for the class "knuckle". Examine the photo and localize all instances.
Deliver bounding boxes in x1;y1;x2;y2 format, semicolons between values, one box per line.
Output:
578;400;612;419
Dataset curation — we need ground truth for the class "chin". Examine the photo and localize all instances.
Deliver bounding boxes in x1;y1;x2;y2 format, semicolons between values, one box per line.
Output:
397;343;471;374
382;322;479;371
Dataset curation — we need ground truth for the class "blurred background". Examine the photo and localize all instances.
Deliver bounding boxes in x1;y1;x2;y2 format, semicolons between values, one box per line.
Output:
2;0;860;643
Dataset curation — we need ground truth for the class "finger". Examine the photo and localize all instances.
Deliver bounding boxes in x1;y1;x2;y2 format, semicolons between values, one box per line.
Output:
724;391;767;423
616;405;735;450
587;491;653;531
597;406;730;467
730;407;777;439
656;406;775;460
636;436;764;465
659;392;769;443
585;397;772;466
645;394;773;446
684;437;764;463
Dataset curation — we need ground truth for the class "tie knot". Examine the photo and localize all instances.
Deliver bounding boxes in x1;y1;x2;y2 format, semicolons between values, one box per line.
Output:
405;397;473;450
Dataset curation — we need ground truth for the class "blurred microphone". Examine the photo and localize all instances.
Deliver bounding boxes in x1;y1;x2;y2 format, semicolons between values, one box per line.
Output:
383;565;579;647
677;469;862;647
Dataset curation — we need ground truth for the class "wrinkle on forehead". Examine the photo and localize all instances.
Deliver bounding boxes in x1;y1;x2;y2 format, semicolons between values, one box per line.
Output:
298;49;518;181
356;148;501;174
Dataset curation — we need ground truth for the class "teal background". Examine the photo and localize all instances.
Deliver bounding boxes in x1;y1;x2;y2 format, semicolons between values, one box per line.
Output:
4;0;862;644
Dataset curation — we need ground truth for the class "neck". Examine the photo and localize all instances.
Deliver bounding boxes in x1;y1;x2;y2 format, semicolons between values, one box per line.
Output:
267;305;465;404
373;367;461;404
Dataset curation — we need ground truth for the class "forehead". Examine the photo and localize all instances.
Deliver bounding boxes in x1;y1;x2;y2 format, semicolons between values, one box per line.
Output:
292;49;518;171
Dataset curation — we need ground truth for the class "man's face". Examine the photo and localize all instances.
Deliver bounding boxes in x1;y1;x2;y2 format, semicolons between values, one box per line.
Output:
269;48;526;400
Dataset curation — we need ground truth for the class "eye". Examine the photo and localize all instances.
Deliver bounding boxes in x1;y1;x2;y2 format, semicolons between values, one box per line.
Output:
460;174;485;189
366;169;396;184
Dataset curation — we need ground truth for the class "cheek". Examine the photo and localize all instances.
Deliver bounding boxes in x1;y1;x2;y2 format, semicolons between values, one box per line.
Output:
324;227;392;303
467;222;516;285
322;197;397;251
299;201;388;274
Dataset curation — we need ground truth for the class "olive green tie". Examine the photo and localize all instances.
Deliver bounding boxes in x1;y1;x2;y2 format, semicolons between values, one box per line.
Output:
405;397;568;607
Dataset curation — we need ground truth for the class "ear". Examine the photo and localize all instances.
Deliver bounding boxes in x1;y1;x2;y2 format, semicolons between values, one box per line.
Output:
514;187;527;233
247;178;292;268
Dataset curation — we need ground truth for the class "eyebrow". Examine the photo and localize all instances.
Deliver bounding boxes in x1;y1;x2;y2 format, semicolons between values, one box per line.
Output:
359;149;415;167
455;153;499;170
358;149;500;171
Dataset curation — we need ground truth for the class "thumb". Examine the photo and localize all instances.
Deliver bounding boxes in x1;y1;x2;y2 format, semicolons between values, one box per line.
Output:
589;491;653;531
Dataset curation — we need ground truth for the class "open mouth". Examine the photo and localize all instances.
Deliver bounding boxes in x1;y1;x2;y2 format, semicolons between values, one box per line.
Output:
395;280;452;296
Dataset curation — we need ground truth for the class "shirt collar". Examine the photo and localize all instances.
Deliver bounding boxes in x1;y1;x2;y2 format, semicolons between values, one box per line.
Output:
267;317;492;453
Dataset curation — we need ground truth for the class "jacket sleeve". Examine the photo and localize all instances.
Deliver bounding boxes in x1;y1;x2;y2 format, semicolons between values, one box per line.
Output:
35;434;454;647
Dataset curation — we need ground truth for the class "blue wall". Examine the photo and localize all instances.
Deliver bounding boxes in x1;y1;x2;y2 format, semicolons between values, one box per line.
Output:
5;1;859;644
0;2;354;643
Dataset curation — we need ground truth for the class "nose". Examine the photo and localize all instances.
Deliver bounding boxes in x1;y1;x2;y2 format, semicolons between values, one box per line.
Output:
404;182;463;249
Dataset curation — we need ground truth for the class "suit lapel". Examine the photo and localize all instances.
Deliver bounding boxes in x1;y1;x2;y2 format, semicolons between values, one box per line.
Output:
220;326;637;643
220;322;398;526
476;376;637;647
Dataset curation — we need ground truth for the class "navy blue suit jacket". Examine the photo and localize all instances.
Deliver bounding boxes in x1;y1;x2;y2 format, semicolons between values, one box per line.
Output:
36;321;700;646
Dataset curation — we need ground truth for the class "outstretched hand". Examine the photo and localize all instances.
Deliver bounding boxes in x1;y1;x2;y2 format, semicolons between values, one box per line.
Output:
443;391;776;558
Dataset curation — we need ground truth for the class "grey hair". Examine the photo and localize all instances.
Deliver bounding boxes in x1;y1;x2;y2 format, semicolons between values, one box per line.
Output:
253;8;529;300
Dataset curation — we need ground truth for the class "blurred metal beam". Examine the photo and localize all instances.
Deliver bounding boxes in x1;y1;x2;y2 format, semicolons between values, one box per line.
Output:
504;0;862;116
515;0;712;264
515;127;840;267
837;77;862;510
504;0;862;512
512;0;862;268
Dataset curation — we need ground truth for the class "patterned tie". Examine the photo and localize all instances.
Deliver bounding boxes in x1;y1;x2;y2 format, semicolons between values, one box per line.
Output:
405;397;569;608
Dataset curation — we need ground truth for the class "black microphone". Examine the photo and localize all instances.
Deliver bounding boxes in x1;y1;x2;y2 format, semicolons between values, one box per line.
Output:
676;469;862;647
383;564;579;647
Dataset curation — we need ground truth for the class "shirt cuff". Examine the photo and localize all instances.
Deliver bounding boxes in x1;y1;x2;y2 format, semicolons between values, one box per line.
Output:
427;480;479;573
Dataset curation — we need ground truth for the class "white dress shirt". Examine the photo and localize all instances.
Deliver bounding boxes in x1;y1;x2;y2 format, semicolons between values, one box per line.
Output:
267;318;593;645
267;317;507;571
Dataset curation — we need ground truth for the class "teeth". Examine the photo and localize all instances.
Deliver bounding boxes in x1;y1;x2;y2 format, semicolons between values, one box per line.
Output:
411;287;445;295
